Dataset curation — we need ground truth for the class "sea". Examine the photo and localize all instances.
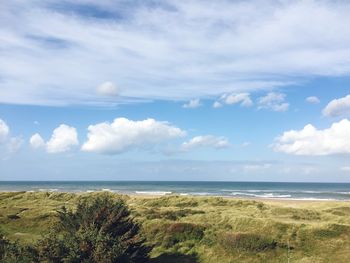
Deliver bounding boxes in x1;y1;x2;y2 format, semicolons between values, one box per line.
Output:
1;181;350;201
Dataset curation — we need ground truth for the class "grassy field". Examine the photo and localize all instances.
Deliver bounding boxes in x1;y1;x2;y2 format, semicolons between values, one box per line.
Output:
1;191;350;262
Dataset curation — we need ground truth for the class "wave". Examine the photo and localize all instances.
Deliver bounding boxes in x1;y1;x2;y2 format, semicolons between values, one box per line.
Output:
221;189;350;195
230;192;292;198
287;197;337;201
101;188;114;192
135;191;172;196
38;188;58;192
190;192;213;196
221;189;327;194
338;192;350;195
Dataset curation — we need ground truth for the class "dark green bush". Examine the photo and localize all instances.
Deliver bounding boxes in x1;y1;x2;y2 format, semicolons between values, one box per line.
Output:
142;196;199;208
325;207;350;216
313;224;350;238
0;232;38;263
36;194;151;262
145;208;205;220
163;223;205;247
220;232;277;252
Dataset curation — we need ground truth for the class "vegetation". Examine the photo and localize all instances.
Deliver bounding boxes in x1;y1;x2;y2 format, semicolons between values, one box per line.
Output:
0;193;150;262
1;192;350;262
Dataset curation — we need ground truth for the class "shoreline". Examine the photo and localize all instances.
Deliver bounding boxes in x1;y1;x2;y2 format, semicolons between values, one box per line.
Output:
1;190;350;203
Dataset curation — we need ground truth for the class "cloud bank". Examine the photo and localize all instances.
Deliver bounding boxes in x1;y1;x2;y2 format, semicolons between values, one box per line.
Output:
2;1;350;106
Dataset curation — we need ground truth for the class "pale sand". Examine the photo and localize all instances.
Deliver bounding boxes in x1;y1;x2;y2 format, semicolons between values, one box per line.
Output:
126;193;350;207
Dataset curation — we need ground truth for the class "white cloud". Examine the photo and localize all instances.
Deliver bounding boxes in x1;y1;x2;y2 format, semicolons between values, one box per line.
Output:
340;166;350;172
273;119;350;155
183;99;201;109
213;101;222;108
0;119;9;143
222;93;253;107
241;142;251;147
181;135;230;151
82;118;186;154
243;163;271;171
2;1;350;106
322;95;350;117
306;96;320;104
96;82;119;97
7;137;23;154
258;92;289;112
47;124;79;153
30;133;45;149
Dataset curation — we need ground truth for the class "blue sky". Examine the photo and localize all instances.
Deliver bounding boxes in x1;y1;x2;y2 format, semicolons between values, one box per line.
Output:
1;0;350;181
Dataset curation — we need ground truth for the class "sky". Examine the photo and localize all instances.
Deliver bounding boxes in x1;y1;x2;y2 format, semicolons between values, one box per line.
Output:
1;0;350;182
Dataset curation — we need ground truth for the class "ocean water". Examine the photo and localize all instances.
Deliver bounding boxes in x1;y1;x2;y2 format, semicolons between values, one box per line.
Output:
1;181;350;201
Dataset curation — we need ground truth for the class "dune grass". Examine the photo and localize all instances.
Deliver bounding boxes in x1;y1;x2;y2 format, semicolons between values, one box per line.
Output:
1;192;350;262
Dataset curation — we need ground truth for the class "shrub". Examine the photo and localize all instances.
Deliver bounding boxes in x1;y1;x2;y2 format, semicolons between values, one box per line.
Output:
0;232;38;262
36;194;151;263
145;208;205;220
219;232;277;252
163;223;205;247
313;224;350;238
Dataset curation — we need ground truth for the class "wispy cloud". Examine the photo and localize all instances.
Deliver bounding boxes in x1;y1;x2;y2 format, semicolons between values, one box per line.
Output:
181;135;230;151
183;99;201;109
2;1;350;106
221;93;253;107
258;92;289;112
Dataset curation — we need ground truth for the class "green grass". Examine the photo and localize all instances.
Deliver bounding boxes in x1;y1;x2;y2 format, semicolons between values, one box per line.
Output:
1;192;350;262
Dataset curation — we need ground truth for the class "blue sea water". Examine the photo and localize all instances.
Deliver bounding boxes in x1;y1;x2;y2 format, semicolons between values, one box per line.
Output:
1;181;350;200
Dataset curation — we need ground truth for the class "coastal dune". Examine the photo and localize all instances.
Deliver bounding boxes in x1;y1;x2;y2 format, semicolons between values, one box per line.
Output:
1;191;350;262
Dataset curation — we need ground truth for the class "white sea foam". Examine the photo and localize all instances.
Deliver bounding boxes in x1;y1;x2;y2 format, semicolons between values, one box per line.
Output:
230;192;292;198
101;188;113;192
222;189;326;194
191;192;213;196
38;188;58;192
135;191;172;195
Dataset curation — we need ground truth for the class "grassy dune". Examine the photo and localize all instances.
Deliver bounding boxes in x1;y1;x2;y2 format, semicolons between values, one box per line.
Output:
1;192;350;262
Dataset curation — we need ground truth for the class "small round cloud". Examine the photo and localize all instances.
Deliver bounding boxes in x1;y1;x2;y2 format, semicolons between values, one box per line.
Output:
30;133;45;149
96;82;119;96
306;96;320;104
